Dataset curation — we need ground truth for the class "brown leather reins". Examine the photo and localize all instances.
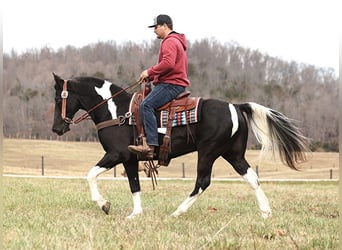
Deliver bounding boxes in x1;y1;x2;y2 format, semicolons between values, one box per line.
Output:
60;80;140;125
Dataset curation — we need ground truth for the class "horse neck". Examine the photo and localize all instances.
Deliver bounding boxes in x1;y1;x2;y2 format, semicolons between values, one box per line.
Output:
71;77;132;124
80;86;132;124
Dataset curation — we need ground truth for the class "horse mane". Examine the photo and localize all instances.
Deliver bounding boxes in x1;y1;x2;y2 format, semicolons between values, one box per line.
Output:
72;76;105;86
70;76;132;102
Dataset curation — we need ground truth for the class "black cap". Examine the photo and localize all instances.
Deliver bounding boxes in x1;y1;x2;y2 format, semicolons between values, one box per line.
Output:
148;14;173;28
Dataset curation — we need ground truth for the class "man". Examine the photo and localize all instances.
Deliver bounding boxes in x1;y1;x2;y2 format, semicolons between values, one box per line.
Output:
128;14;190;159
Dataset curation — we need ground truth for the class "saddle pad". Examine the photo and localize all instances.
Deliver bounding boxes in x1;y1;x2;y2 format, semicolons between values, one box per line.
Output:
128;95;202;128
159;108;200;127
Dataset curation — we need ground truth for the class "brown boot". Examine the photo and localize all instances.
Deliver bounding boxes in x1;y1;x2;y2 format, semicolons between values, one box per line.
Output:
128;145;155;159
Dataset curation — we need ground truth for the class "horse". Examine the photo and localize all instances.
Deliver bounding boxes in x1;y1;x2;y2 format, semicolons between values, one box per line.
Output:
52;73;309;219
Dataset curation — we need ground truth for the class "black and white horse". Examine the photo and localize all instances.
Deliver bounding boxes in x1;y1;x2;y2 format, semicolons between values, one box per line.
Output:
52;73;309;219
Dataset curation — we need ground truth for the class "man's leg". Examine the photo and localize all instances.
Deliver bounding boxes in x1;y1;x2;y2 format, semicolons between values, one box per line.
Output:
141;84;185;146
128;83;185;157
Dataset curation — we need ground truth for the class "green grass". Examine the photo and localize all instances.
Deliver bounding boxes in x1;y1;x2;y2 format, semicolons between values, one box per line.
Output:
3;177;339;249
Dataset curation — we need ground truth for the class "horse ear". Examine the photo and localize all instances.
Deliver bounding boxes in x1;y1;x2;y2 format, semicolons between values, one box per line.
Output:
52;72;64;83
53;72;64;87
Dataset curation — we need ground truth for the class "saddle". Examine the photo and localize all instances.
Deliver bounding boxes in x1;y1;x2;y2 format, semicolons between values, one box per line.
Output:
130;89;201;166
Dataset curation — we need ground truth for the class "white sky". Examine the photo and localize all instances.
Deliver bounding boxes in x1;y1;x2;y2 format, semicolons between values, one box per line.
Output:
2;0;340;72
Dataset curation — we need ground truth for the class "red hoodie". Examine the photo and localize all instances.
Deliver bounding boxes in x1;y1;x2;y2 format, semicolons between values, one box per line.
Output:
147;32;190;87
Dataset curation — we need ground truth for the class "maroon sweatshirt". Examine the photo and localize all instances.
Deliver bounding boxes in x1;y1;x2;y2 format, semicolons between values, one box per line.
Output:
147;32;190;87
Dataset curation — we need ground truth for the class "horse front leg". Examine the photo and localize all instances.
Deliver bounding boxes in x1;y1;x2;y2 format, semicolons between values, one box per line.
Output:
123;158;143;219
126;192;142;220
87;166;111;214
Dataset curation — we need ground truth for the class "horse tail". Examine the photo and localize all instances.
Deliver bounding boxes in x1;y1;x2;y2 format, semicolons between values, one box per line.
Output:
237;102;309;170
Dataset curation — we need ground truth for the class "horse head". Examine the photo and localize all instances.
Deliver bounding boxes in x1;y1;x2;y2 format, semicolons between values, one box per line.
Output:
52;73;133;136
52;73;81;135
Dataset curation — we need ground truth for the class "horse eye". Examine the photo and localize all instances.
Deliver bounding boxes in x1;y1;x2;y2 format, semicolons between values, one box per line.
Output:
55;97;62;104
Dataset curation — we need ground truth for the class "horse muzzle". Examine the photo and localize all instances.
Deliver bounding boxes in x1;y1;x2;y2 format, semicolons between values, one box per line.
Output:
52;122;71;136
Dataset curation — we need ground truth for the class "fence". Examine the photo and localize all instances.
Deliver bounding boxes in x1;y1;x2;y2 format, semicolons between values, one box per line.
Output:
38;156;338;180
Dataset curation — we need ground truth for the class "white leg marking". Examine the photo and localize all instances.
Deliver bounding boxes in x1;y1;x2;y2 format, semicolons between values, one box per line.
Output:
126;192;143;220
95;80;117;119
172;189;203;217
87;166;110;208
242;168;260;190
255;186;272;219
229;104;239;137
243;168;272;218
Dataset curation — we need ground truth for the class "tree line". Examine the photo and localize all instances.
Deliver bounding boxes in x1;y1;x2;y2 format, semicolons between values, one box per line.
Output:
3;38;338;151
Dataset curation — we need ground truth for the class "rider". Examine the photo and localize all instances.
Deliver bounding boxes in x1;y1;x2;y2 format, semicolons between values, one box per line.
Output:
128;14;190;159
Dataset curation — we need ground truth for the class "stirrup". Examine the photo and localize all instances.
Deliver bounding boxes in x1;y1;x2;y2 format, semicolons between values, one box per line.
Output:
128;137;154;160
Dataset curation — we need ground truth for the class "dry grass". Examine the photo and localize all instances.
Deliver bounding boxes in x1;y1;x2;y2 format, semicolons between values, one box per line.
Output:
3;138;339;179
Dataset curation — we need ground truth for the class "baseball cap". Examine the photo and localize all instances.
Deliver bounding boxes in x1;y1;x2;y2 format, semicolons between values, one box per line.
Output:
148;14;173;28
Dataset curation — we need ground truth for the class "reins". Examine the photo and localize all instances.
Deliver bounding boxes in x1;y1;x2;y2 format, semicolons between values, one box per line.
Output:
61;80;140;125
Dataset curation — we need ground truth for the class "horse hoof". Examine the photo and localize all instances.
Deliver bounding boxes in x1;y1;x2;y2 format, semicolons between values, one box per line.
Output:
101;201;111;215
171;210;183;217
126;211;142;220
261;211;272;219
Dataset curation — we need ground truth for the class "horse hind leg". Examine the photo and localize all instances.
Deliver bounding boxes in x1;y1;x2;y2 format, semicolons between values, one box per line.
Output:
171;188;204;217
223;154;272;218
243;168;272;218
87;166;111;214
172;151;216;217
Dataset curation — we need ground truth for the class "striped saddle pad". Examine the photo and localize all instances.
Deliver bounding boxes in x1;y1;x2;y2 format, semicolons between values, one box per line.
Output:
159;105;201;127
128;94;202;128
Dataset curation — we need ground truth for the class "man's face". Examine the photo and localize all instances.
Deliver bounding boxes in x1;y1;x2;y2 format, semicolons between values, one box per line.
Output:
154;24;167;39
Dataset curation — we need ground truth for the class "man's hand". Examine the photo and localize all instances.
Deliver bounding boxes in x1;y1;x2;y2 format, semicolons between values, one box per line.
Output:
138;70;149;84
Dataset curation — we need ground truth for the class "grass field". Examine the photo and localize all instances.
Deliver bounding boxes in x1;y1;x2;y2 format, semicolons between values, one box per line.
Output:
3;177;339;249
3;139;340;179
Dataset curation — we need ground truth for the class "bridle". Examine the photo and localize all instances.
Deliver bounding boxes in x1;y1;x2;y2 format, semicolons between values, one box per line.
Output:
60;79;140;125
61;80;73;124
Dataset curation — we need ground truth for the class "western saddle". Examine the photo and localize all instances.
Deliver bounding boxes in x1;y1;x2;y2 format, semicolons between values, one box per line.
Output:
131;87;199;166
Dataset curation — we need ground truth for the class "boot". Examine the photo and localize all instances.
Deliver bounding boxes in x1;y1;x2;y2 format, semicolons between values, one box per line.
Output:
128;145;155;159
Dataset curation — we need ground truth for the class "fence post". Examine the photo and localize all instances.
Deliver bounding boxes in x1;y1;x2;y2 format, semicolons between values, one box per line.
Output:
330;169;333;179
41;156;44;176
256;165;259;177
182;162;185;178
114;167;117;177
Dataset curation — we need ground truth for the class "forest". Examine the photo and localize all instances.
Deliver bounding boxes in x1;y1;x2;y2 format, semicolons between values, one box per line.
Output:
3;38;338;151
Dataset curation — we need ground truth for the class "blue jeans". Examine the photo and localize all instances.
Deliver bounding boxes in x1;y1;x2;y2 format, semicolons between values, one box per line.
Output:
140;83;185;146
